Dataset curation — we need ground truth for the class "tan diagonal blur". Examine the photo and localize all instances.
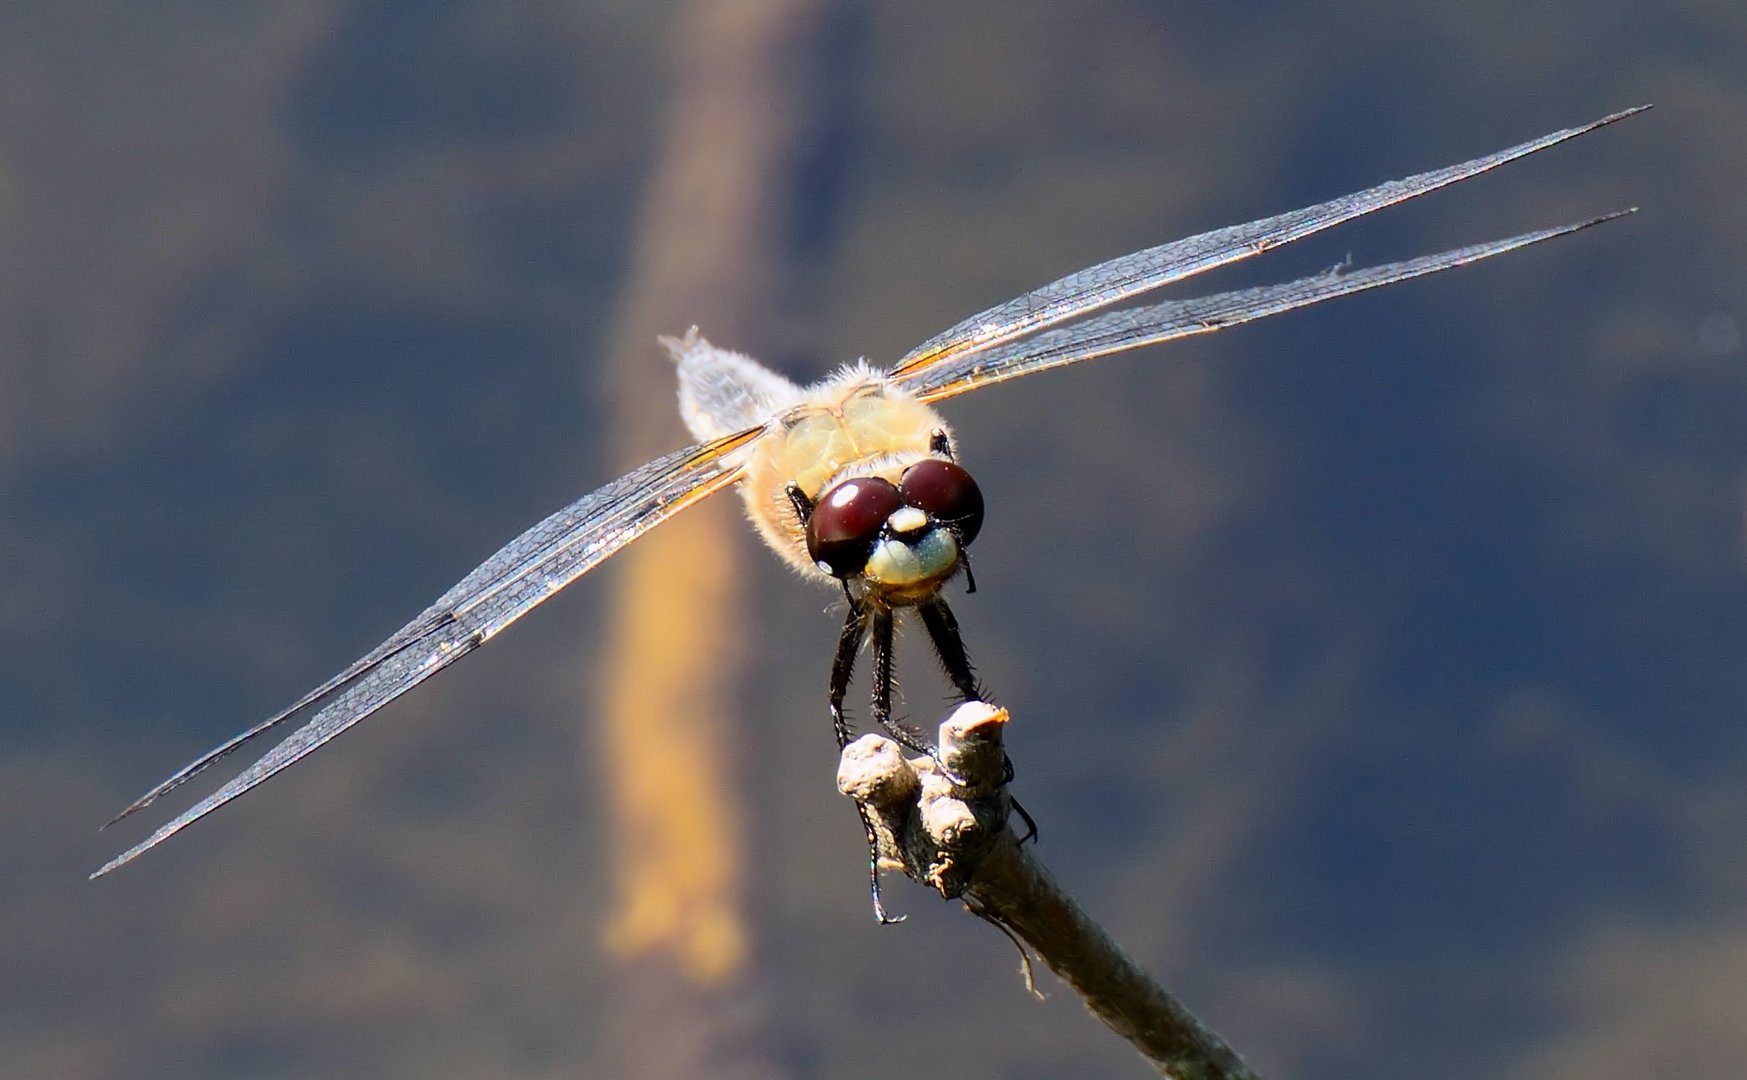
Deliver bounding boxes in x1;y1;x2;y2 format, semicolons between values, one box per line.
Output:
592;2;838;1077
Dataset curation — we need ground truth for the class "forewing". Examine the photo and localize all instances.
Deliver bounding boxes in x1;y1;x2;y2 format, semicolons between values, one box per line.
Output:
903;213;1633;403
93;425;762;878
890;106;1646;384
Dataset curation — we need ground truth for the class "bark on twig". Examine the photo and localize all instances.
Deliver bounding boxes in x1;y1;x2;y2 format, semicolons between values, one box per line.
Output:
838;703;1263;1080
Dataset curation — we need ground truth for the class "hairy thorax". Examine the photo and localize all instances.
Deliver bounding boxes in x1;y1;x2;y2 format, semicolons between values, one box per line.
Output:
744;366;954;585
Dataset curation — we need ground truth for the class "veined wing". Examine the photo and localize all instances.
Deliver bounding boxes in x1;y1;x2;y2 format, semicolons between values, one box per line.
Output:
93;425;763;878
902;212;1633;403
890;106;1647;383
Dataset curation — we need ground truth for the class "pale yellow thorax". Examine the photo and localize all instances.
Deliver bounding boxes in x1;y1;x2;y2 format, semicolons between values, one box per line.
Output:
741;367;951;581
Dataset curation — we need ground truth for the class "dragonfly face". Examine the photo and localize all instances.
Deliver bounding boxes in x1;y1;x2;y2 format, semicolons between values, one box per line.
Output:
93;106;1646;882
811;456;985;597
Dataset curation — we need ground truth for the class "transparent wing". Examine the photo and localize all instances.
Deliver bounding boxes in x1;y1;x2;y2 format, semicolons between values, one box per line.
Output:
890;106;1647;384
93;425;763;878
900;212;1633;403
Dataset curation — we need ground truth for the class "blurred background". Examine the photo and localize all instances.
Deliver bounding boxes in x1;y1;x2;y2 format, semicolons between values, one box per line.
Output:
3;2;1741;1077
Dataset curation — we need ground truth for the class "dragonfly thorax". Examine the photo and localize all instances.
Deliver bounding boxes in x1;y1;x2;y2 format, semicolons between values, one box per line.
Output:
739;366;963;588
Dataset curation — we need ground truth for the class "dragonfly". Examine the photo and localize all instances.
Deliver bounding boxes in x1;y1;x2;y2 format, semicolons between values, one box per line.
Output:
94;106;1644;884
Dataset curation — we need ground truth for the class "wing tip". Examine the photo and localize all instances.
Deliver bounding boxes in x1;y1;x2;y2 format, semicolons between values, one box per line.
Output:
91;795;217;881
1581;104;1652;133
89;849;135;880
100;794;158;831
1567;206;1640;234
100;768;203;830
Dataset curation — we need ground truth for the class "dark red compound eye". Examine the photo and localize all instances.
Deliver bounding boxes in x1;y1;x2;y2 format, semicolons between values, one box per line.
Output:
899;458;984;547
805;476;902;579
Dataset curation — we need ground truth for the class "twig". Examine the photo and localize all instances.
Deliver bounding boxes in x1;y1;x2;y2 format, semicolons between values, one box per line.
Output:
837;703;1263;1079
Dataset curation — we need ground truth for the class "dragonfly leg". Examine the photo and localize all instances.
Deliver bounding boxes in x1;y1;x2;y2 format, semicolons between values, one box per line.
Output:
829;599;905;923
1011;796;1038;845
785;481;814;526
918;594;1032;837
917;595;982;703
868;605;931;754
828;601;868;749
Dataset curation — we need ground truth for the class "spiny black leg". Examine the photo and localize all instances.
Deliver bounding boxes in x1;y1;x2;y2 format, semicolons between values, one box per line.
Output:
786;482;814;525
828;600;903;923
959;547;977;595
870;605;894;730
1012;797;1038;844
921;594;1028;835
918;596;982;703
869;604;931;755
828;602;869;749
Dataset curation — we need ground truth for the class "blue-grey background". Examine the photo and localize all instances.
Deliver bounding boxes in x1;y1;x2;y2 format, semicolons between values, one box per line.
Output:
3;4;1740;1077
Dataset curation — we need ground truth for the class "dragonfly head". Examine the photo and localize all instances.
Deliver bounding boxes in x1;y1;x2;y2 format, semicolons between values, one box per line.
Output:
805;458;984;599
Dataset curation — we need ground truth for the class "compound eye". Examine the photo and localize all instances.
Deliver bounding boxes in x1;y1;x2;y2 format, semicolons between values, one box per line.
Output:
900;458;984;547
806;476;902;578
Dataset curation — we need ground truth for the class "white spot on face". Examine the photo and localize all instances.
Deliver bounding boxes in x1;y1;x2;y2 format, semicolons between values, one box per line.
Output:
887;506;927;535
